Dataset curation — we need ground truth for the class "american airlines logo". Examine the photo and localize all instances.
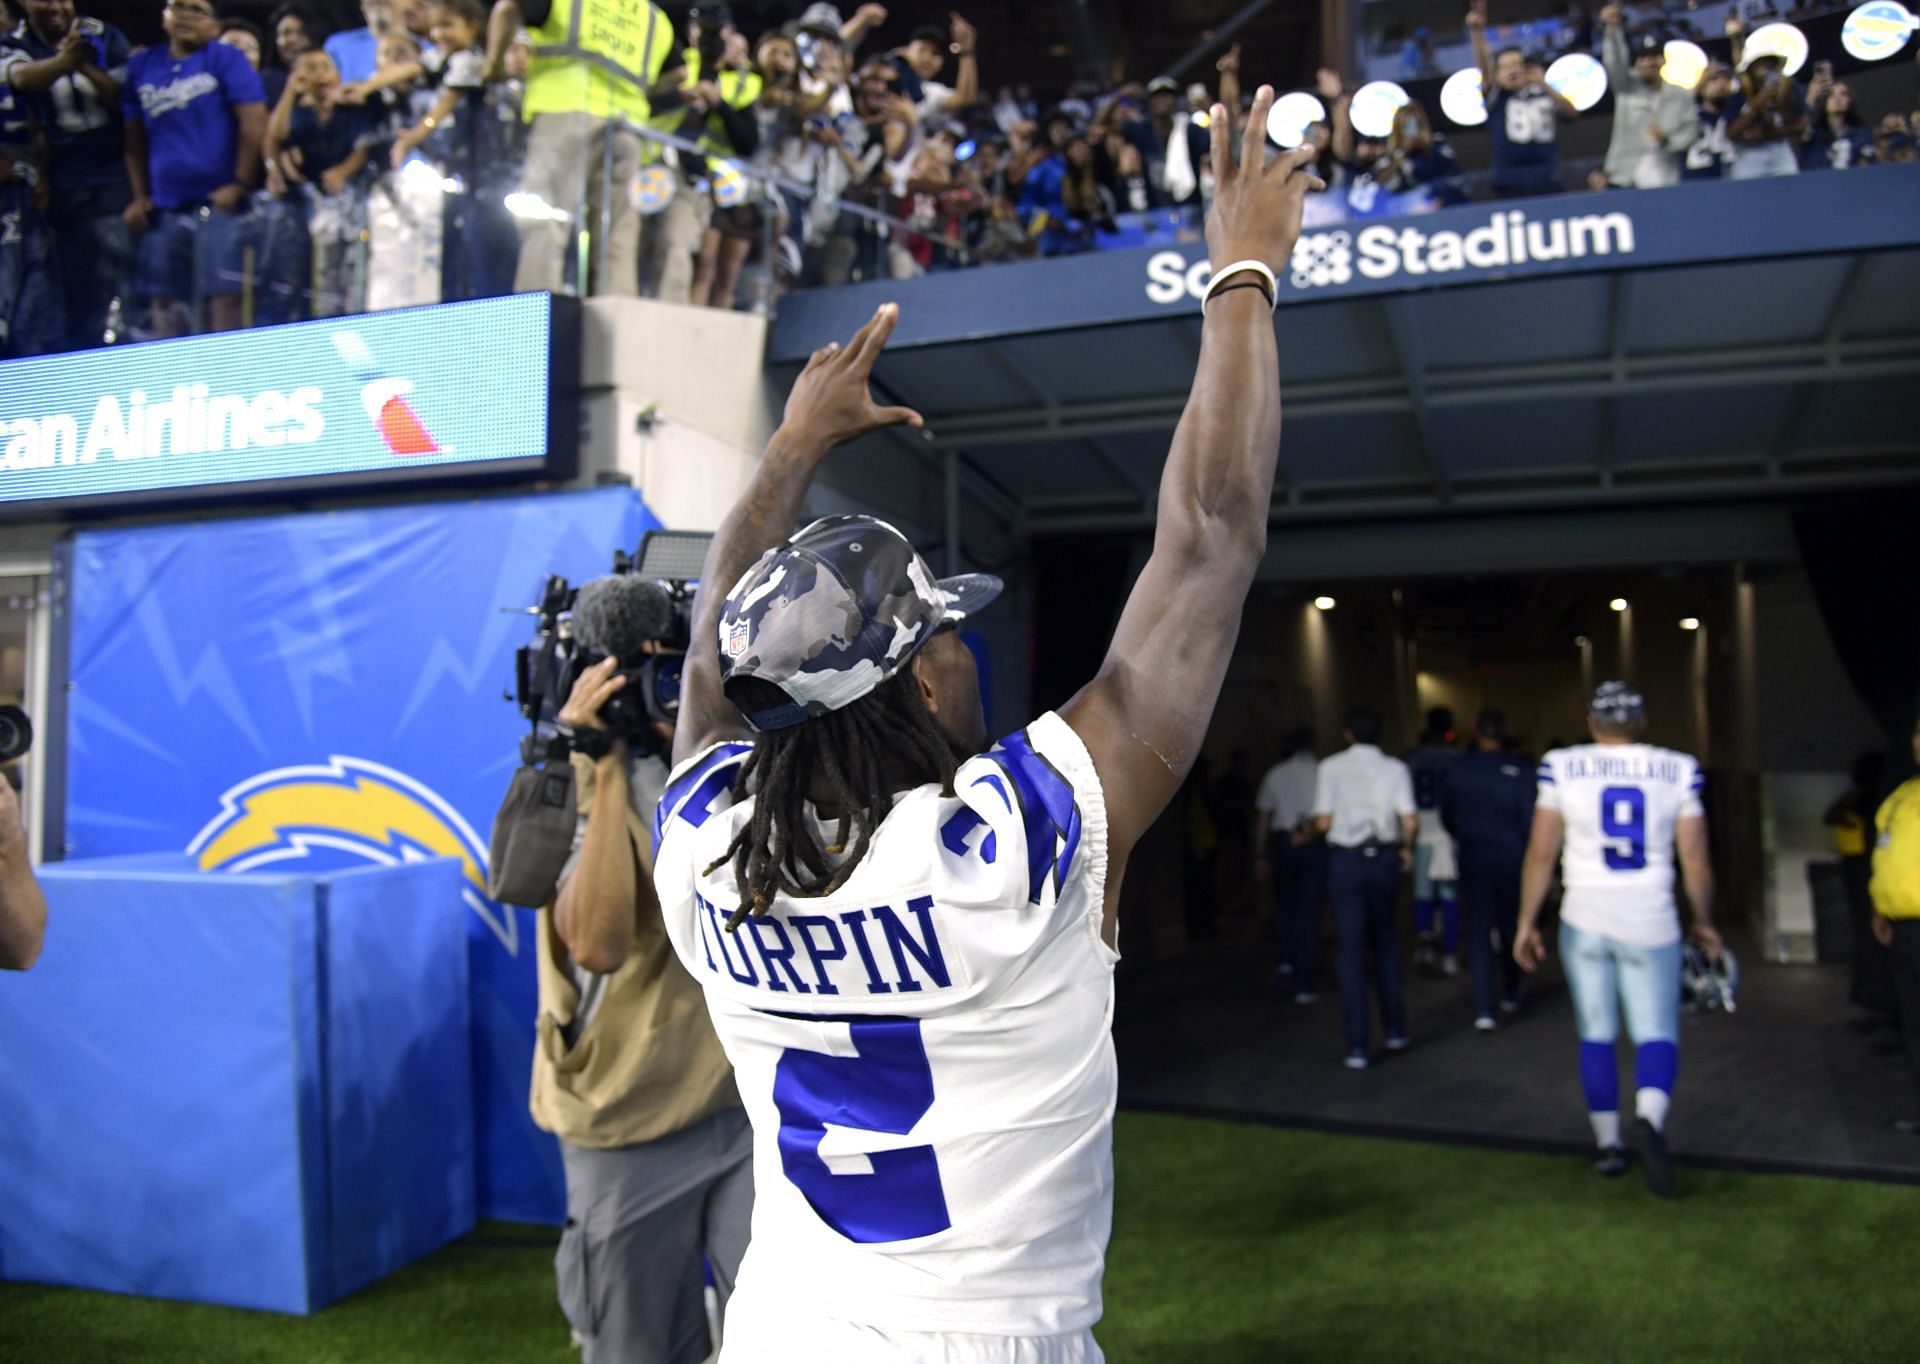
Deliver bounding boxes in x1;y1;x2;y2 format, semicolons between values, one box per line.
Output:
1;385;327;470
0;329;440;473
1145;208;1638;303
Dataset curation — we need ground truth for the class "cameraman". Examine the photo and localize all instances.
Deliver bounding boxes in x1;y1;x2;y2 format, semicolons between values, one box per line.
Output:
0;771;44;970
530;620;751;1362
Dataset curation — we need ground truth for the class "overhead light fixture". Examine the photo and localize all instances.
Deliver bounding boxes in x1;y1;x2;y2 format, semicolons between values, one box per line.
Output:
1266;91;1327;148
1662;40;1708;88
1313;595;1336;611
1744;21;1811;75
1545;53;1608;111
1347;81;1410;139
1842;1;1918;61
1574;635;1590;648
1439;67;1487;126
1609;598;1629;612
1679;617;1701;631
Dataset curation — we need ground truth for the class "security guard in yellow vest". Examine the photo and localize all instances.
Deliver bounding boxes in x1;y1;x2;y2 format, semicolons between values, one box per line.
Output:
1871;714;1920;1136
635;3;761;304
484;0;676;296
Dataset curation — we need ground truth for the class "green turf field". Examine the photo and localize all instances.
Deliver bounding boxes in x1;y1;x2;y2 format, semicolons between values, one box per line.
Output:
3;1112;1914;1363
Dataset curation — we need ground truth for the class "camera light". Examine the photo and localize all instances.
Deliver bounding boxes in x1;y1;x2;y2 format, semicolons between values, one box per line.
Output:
1842;2;1917;61
1266;91;1328;147
1348;81;1410;139
1313;595;1336;611
1439;68;1487;127
955;139;977;161
1609;598;1629;612
1545;53;1608;111
1662;40;1708;89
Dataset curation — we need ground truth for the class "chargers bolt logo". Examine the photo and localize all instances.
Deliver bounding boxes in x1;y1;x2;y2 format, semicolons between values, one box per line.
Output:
187;756;519;954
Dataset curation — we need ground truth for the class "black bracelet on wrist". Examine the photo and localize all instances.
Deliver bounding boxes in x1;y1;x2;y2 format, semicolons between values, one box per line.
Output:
1208;279;1275;308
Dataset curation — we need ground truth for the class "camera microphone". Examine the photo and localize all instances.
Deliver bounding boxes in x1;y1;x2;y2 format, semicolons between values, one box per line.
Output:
573;575;677;661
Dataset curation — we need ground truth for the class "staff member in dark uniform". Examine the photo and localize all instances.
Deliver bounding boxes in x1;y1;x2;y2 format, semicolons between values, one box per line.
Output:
1442;708;1535;1031
1312;703;1417;1069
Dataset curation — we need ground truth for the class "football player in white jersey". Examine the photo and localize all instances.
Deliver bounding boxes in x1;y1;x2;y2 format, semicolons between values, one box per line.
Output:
1512;682;1722;1196
652;86;1323;1362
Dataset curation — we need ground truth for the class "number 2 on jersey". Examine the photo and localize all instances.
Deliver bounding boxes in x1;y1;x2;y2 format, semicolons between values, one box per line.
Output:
1599;785;1647;871
773;1019;952;1244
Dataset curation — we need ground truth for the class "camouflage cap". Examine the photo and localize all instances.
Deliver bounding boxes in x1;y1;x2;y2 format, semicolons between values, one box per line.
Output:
717;514;1002;732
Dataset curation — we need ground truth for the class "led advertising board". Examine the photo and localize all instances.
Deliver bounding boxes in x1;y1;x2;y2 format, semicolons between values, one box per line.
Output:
0;293;578;515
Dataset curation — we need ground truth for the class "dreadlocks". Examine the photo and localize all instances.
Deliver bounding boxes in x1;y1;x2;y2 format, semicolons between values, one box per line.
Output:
706;669;970;928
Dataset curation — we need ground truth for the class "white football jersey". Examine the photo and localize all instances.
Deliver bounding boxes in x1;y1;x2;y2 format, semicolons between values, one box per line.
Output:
1536;742;1705;947
653;711;1117;1338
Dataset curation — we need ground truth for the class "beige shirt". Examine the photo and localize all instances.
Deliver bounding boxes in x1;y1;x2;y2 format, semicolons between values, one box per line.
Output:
528;752;737;1149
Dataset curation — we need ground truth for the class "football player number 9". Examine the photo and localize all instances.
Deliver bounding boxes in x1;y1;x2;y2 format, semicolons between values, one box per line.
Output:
772;1019;953;1244
1599;786;1648;871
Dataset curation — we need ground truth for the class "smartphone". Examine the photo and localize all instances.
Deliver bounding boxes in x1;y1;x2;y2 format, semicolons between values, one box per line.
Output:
1814;60;1834;80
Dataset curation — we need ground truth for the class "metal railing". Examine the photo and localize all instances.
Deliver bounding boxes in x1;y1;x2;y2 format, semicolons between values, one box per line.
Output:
110;104;978;345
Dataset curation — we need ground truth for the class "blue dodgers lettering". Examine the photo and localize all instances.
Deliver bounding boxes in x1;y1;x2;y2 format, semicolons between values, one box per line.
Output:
746;917;812;994
872;897;951;992
788;914;847;995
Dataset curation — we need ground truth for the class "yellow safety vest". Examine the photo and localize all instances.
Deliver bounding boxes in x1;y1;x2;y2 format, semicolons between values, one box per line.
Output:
523;0;676;124
646;48;762;156
1871;777;1920;920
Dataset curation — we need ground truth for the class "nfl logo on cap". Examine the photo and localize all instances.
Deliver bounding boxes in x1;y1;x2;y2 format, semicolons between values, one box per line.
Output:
726;620;750;659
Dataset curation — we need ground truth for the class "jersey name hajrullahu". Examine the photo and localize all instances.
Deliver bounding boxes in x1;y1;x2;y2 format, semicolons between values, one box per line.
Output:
652;711;1117;1337
1537;742;1704;947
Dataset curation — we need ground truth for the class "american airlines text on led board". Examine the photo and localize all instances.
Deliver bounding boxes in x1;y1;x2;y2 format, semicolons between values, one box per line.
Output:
0;293;574;512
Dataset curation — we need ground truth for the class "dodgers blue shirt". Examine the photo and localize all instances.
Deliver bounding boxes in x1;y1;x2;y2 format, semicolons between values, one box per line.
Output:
0;17;132;204
122;40;264;209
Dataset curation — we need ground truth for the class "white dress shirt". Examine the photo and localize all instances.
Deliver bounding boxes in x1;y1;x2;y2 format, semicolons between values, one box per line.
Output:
1254;752;1319;837
1312;743;1416;848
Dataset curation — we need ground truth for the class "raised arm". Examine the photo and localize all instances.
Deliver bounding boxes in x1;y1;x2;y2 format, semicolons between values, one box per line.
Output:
484;0;526;79
1599;5;1631;86
1058;86;1320;937
1467;3;1495;97
948;12;979;111
1320;68;1355;164
673;308;924;769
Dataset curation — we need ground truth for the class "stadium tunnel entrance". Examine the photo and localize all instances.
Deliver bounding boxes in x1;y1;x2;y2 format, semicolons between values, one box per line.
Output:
764;173;1920;971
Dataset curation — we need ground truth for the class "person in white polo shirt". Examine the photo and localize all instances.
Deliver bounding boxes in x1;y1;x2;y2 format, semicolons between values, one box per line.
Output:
1311;704;1417;1069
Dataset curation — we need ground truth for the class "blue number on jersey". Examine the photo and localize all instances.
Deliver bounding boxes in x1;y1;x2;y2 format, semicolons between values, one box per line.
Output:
772;1018;951;1243
1599;786;1648;871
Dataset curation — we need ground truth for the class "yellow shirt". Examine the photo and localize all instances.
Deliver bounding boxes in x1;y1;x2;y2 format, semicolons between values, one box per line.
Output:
1870;777;1920;920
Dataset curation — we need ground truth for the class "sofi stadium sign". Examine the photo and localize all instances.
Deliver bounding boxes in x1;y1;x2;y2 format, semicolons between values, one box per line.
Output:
1145;206;1637;303
0;293;578;514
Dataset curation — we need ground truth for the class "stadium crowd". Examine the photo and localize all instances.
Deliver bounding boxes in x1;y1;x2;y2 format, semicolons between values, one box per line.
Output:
0;0;1916;351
